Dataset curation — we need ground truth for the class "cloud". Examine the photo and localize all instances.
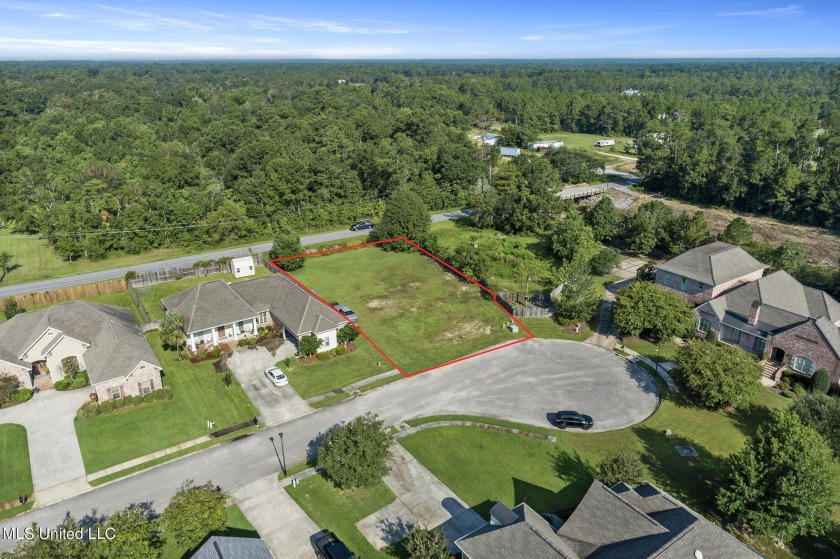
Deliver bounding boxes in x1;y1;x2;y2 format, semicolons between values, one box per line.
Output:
520;35;546;41
716;4;803;18
249;15;412;34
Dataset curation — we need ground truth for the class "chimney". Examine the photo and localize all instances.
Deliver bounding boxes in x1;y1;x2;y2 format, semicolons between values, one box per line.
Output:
748;300;761;326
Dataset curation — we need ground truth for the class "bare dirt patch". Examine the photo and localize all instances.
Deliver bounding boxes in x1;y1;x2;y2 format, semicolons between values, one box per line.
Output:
652;197;840;266
366;297;394;310
438;321;495;342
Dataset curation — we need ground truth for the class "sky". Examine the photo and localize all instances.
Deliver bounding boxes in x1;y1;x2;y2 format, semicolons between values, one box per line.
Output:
0;0;838;60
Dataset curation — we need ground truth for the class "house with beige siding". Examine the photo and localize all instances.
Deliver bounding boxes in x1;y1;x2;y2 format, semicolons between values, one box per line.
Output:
0;301;162;401
655;242;767;305
162;274;347;354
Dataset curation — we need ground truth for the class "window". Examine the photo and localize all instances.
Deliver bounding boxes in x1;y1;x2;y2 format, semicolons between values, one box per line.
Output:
110;385;122;400
753;337;766;355
256;311;268;325
790;355;815;375
697;318;712;334
661;272;671;286
320;337;330;347
698;282;706;290
680;277;689;292
721;325;741;344
138;379;154;395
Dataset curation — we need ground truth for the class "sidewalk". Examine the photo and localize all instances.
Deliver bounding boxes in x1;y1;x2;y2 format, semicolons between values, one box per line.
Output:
86;434;212;483
619;348;679;394
305;368;400;404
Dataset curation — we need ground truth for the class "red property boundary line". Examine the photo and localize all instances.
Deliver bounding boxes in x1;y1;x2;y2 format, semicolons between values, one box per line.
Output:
268;237;534;378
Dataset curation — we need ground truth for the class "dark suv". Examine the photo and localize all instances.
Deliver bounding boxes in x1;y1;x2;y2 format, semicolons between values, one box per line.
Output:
350;220;374;231
313;531;355;559
554;411;594;430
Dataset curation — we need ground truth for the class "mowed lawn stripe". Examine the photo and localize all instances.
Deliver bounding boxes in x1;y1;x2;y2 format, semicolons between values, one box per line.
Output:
290;246;526;375
0;424;33;504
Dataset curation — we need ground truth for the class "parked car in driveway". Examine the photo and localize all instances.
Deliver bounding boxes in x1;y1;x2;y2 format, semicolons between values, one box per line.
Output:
350;220;374;231
554;411;593;430
313;531;355;559
333;304;358;323
264;367;289;387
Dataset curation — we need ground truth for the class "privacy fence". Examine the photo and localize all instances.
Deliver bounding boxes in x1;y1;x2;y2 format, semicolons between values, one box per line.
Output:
0;279;126;310
496;291;553;318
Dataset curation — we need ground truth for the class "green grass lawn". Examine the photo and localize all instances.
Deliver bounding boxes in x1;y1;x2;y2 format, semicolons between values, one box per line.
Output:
160;504;258;559
138;269;273;321
518;318;591;341
285;474;401;559
622;336;679;364
0;424;32;504
537;131;637;158
278;338;392;399
74;332;259;473
290;246;526;375
398;387;840;558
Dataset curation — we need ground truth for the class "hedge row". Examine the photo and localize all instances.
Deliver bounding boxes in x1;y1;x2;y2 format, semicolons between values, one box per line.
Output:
76;387;172;418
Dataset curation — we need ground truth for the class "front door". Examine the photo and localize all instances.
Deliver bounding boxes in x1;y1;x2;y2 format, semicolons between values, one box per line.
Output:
771;347;785;362
217;326;226;340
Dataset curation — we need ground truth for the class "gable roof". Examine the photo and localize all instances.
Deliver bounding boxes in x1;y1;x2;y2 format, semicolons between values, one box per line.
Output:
655;242;767;286
191;536;272;559
457;503;580;559
162;280;258;334
230;273;347;337
697;270;840;356
0;301;160;384
458;482;763;559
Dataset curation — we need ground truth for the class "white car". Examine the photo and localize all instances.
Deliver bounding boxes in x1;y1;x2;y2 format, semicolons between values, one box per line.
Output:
264;367;289;387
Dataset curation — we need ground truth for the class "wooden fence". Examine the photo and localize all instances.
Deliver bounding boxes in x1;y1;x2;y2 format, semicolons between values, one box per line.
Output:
0;279;126;310
496;290;553;318
127;254;266;288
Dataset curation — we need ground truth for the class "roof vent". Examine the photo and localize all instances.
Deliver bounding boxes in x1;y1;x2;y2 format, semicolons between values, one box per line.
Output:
694;550;703;559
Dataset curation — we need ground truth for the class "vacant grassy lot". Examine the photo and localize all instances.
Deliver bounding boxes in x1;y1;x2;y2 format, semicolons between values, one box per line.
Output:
160;504;257;559
290;245;526;375
74;332;259;473
278;337;391;399
138;268;273;320
537;131;637;157
400;387;839;558
286;474;400;559
0;424;32;504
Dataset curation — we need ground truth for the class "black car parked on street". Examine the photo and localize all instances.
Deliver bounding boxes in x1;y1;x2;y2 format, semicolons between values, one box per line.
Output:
554;411;594;430
350;220;374;231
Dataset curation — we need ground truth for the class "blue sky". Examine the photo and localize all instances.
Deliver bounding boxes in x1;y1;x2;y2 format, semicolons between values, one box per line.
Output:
0;0;837;59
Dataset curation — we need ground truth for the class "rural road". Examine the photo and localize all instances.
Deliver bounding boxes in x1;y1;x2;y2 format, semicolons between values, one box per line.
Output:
0;209;474;298
0;339;658;550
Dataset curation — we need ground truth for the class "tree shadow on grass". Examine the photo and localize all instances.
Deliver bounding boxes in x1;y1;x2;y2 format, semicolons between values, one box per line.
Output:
728;401;776;440
633;426;729;517
551;449;594;510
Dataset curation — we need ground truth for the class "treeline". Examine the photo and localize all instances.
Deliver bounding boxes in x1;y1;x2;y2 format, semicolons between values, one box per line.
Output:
0;60;837;260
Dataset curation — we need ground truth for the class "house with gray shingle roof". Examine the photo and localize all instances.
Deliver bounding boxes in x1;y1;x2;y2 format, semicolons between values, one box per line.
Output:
655;241;767;305
162;274;347;353
191;536;272;559
0;301;162;402
456;480;763;559
696;270;840;385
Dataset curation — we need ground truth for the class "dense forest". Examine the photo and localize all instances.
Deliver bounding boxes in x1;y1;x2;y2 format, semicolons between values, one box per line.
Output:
0;60;837;260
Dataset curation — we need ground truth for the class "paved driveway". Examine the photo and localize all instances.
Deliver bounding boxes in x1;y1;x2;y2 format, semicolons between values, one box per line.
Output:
0;339;658;549
227;346;311;425
0;388;91;505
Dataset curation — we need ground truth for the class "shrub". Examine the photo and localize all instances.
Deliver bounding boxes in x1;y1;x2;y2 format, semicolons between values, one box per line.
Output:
283;357;292;367
124;270;137;281
154;387;173;400
130;395;145;406
811;368;830;395
143;392;156;404
589;247;622;275
591;450;647;486
77;401;102;418
318;413;394;489
299;334;321;356
72;376;88;389
113;398;126;408
11;388;33;402
316;351;330;361
792;383;807;397
222;372;233;388
54;378;72;391
100;400;116;413
197;351;208;360
61;356;81;379
209;348;221;358
335;345;346;356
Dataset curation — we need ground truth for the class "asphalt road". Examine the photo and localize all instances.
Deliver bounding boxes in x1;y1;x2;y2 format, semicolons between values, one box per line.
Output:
0;339;658;550
0;209;474;298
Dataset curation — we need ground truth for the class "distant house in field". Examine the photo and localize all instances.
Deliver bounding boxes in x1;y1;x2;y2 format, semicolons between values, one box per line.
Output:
696;270;840;384
0;301;162;401
231;256;256;279
499;146;521;157
479;133;500;145
162;274;347;353
655;242;767;305
456;480;763;559
528;140;564;151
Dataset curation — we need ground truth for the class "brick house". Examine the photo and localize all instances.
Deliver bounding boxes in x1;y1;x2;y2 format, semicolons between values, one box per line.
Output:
0;301;162;401
162;273;348;354
456;480;763;558
695;270;840;384
655;242;767;305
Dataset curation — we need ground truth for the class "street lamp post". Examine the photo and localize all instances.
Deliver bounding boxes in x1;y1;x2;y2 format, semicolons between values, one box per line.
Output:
278;432;287;477
269;436;284;476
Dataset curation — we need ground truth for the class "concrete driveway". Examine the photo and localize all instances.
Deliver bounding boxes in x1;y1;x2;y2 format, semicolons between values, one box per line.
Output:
227;346;311;425
0;388;91;505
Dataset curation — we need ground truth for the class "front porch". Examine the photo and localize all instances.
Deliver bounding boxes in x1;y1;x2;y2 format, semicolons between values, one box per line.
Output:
188;318;259;352
760;359;785;387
